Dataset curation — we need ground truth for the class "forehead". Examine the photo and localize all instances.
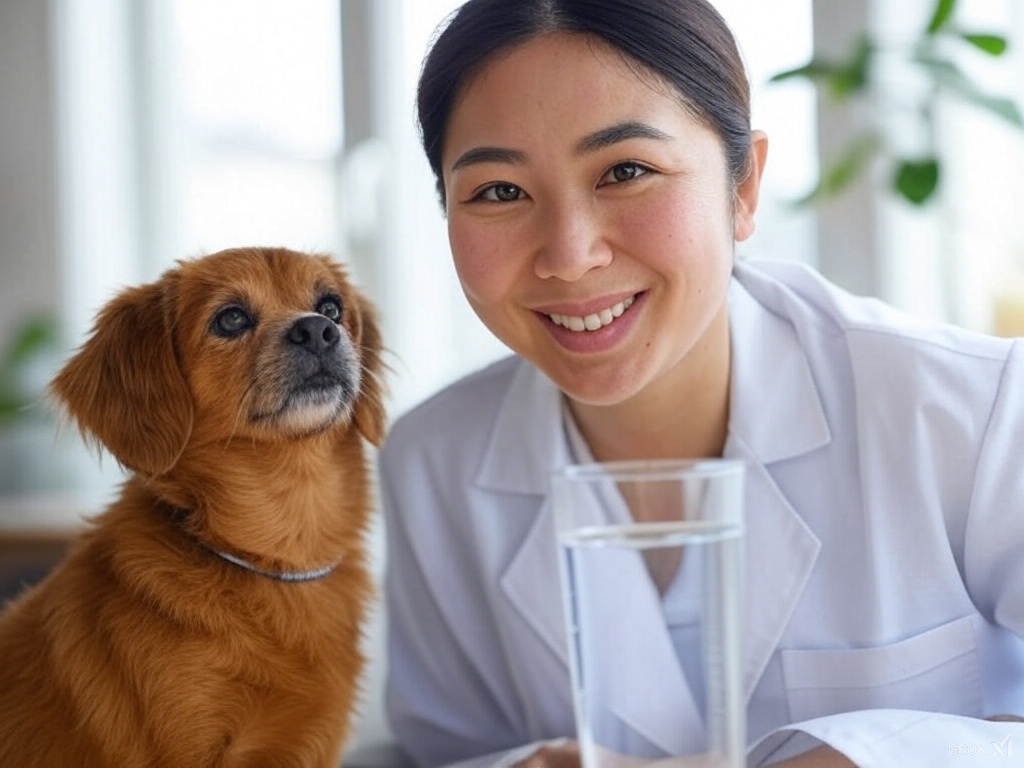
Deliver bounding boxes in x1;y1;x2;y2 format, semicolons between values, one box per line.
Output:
443;33;699;161
176;250;347;311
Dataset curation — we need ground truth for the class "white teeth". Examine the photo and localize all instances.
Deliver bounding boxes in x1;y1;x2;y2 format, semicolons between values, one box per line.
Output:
549;295;635;332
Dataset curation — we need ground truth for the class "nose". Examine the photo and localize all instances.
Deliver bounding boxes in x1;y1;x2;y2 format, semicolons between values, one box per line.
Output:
289;315;341;354
533;201;612;281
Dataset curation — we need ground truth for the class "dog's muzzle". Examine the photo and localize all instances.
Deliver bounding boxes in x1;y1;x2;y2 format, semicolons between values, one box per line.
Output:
249;314;361;433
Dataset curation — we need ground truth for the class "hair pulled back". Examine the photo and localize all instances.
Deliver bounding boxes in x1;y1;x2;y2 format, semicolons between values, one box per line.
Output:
417;0;752;207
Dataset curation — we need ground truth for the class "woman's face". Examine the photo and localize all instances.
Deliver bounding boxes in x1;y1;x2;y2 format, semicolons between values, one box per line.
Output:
442;32;765;408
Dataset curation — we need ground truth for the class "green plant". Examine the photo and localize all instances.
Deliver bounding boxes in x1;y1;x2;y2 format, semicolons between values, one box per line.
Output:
771;0;1023;206
0;313;59;426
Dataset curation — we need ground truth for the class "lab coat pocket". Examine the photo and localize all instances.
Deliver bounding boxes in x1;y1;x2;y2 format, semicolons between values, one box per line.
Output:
781;615;981;721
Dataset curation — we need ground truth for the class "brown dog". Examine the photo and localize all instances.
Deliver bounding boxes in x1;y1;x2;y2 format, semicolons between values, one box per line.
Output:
0;247;386;767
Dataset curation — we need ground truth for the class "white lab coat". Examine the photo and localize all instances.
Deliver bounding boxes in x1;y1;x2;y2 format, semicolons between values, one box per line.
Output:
379;260;1024;768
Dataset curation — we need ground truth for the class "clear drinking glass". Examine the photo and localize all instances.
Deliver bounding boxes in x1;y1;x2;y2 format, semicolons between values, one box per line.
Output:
553;459;745;768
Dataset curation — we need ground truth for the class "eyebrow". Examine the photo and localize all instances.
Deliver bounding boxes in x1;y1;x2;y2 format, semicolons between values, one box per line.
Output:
450;146;527;172
574;121;673;154
449;121;672;173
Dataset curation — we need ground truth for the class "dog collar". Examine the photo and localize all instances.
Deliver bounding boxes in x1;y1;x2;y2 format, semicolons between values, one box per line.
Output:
212;549;339;583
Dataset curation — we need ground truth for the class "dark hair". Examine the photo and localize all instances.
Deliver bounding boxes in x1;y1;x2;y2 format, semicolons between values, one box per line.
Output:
417;0;752;207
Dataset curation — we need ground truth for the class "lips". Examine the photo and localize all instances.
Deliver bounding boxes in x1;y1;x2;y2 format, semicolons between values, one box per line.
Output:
547;295;636;332
539;291;644;354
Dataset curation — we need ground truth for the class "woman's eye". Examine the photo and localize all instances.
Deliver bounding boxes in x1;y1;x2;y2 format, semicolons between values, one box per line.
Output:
212;306;254;337
317;296;343;323
476;182;524;202
600;162;650;186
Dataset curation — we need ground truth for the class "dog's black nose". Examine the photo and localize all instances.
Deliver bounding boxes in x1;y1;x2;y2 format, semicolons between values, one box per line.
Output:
289;315;341;354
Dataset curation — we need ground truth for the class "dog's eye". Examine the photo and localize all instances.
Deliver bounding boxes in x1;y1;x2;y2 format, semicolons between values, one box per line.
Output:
212;306;254;337
317;296;343;324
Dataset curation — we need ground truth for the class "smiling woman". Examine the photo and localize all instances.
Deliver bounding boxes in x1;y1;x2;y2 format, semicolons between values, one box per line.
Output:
379;2;1024;768
439;30;763;422
381;0;817;419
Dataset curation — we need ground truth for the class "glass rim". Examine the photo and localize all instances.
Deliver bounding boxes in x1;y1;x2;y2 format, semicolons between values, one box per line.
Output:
554;458;745;483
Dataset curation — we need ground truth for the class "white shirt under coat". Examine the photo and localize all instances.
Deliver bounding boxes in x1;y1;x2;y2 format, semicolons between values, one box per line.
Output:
379;259;1024;767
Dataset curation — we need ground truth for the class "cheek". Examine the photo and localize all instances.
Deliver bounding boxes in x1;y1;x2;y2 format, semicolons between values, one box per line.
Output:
184;328;261;418
448;219;518;307
189;349;249;413
620;186;734;270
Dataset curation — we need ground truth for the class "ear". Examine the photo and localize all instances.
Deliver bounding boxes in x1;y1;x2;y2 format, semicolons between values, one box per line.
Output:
352;296;388;447
50;275;194;476
734;130;769;243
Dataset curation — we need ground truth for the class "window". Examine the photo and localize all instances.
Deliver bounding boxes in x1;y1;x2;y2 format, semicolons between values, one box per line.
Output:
160;0;343;262
53;0;346;503
919;0;1024;334
807;0;1024;333
56;0;344;339
714;0;818;268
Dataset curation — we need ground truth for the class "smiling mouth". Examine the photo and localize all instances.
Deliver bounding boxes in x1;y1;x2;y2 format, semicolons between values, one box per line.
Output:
547;295;636;332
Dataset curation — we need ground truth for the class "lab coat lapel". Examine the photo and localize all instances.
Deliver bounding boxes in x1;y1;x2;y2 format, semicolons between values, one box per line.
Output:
479;363;573;665
727;271;826;700
729;442;821;702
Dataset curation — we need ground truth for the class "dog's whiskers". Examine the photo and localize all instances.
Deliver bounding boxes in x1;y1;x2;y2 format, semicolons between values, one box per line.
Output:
228;380;261;442
358;366;387;411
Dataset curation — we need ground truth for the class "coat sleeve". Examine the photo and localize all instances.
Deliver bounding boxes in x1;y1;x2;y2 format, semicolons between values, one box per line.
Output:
963;338;1024;638
749;710;1024;766
749;340;1024;766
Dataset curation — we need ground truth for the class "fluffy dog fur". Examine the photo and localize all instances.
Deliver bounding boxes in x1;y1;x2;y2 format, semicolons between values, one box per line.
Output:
0;247;386;767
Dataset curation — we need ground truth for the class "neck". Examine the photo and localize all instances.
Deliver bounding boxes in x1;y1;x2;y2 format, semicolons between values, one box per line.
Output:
568;315;731;462
149;431;368;575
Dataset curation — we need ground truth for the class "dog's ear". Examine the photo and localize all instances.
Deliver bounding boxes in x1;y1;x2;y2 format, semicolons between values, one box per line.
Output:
352;297;387;447
50;275;194;476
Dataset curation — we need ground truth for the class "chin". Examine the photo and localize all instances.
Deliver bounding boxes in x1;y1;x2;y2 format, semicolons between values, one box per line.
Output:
553;367;650;409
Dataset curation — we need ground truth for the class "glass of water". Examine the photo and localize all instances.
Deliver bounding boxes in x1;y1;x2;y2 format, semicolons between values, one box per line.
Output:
553;459;745;768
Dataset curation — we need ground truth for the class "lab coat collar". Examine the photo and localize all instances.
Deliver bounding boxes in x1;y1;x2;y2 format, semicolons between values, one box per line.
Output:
483;272;825;753
474;358;571;496
727;265;832;463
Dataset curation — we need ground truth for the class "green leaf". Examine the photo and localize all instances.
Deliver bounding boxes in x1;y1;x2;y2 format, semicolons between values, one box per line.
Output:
912;52;964;82
4;314;57;368
827;35;873;101
941;75;1024;127
925;0;957;35
795;135;879;206
768;35;873;103
768;60;844;84
0;314;58;424
894;159;940;205
969;94;1024;127
917;54;1024;127
961;33;1008;56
